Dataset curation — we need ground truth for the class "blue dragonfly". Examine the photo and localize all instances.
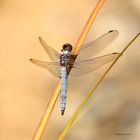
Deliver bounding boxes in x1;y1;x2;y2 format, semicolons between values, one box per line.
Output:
30;30;120;115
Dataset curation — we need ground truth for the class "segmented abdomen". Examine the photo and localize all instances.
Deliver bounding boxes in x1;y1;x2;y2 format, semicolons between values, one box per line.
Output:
60;66;68;115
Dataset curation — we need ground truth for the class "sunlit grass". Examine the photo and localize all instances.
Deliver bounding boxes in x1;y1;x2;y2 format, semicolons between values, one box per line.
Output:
32;0;106;139
58;32;140;140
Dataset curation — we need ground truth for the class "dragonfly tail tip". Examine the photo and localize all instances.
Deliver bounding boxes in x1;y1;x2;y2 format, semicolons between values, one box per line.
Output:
61;109;65;116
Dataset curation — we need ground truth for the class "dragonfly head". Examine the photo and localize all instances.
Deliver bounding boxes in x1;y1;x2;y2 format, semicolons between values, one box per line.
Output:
62;43;73;52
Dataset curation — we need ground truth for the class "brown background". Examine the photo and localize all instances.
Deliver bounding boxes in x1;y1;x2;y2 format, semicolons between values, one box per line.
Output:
0;0;140;140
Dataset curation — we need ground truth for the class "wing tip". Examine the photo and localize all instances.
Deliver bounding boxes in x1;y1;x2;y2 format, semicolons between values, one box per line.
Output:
29;58;33;61
108;30;119;33
112;52;118;54
29;58;36;63
109;30;113;33
112;52;122;57
38;36;42;41
38;36;49;46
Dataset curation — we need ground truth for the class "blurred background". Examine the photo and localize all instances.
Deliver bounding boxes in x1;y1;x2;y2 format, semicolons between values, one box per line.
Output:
0;0;140;140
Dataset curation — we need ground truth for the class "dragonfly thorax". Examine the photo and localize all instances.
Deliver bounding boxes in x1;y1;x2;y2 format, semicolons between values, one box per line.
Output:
60;43;73;66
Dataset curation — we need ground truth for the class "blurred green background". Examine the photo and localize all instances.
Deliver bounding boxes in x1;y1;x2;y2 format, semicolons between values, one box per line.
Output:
0;0;140;140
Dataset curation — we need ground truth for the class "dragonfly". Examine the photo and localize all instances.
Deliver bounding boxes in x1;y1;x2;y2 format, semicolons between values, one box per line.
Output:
30;30;120;115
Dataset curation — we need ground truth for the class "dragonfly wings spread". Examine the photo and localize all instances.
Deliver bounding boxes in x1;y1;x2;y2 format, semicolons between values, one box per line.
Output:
30;53;120;77
30;58;60;77
76;30;119;61
70;53;120;77
39;37;60;62
30;31;119;77
30;53;120;78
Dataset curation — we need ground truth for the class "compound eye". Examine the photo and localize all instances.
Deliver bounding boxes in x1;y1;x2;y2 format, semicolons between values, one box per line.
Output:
62;43;73;51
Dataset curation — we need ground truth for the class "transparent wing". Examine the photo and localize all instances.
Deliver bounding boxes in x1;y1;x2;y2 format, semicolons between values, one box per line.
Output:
39;37;60;62
30;58;60;77
76;30;119;61
69;53;120;77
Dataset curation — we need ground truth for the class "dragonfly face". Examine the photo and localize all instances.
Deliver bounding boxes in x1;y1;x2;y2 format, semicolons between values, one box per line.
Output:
62;43;73;51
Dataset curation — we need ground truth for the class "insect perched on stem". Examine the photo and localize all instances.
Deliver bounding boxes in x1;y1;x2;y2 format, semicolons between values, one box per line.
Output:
30;30;120;115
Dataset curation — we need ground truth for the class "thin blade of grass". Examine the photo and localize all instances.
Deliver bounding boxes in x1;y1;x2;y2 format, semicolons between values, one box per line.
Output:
32;81;61;140
73;0;106;55
58;33;140;140
32;0;106;139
